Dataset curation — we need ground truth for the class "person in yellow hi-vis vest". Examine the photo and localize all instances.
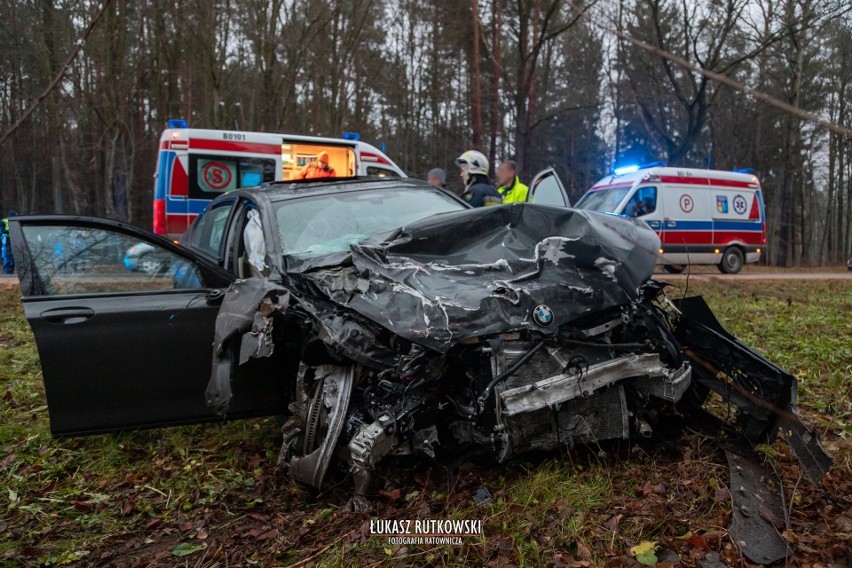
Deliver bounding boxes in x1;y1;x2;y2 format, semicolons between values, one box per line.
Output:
496;160;529;204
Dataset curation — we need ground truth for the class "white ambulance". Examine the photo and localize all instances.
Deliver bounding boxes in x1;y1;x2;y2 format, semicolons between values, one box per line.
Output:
153;121;406;237
575;164;766;273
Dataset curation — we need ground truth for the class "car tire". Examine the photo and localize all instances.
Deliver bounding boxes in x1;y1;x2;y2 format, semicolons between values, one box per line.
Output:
718;247;744;274
662;264;685;274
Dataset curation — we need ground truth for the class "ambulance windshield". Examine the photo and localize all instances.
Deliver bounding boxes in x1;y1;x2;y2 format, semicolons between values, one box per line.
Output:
574;187;630;213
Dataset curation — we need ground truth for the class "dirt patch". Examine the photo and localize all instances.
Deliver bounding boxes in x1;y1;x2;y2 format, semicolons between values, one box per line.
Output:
0;277;18;291
0;333;24;348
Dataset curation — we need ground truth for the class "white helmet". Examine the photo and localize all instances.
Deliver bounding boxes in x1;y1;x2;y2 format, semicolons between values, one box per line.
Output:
456;150;489;177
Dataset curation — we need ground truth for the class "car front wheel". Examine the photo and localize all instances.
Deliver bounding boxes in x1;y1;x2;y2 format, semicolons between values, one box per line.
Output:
718;247;744;274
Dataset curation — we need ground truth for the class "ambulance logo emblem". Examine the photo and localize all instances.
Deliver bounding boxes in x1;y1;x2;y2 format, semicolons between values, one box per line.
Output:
532;304;554;327
679;194;694;213
733;195;748;215
202;161;232;190
716;196;728;213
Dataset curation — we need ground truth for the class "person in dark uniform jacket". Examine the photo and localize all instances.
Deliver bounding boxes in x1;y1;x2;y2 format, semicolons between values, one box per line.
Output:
455;150;502;207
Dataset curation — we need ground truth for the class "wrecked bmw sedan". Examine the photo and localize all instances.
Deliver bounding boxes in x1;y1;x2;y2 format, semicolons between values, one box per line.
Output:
8;177;831;564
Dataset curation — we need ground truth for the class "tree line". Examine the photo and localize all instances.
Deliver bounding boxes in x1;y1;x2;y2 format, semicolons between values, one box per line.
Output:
1;0;850;265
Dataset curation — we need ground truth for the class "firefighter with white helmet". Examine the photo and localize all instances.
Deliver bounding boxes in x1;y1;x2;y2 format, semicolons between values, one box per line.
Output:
455;150;502;207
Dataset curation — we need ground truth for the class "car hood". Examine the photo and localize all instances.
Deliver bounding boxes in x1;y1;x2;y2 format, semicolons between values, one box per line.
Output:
290;204;661;353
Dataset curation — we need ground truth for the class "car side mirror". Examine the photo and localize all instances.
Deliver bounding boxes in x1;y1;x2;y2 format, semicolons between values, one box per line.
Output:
205;289;225;305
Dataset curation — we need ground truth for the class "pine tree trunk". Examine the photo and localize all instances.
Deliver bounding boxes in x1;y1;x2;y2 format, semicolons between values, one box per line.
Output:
470;0;483;148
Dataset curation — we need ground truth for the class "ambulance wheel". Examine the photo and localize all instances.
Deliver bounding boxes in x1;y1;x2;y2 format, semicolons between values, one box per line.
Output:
718;247;744;274
662;264;684;274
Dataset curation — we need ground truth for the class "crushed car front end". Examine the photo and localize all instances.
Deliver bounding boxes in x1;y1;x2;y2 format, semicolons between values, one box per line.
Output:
207;204;830;534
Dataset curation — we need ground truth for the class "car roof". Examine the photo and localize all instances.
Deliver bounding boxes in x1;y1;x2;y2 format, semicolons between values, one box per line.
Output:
232;176;444;203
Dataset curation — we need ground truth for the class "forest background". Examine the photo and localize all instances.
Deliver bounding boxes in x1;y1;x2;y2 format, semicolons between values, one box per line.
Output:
1;0;851;265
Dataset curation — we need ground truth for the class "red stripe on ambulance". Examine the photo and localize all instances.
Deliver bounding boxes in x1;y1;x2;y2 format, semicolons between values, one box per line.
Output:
189;139;281;155
663;231;713;245
664;230;763;246
360;151;392;165
658;176;757;188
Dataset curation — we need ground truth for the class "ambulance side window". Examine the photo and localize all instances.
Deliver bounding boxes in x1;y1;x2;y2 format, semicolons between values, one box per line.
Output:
624;186;657;217
188;154;276;198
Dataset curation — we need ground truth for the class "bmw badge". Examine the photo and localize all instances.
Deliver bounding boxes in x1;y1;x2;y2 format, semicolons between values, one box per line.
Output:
532;304;554;327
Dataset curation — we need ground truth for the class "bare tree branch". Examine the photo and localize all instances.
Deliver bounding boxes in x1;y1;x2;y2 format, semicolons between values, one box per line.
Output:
571;0;852;139
0;0;114;147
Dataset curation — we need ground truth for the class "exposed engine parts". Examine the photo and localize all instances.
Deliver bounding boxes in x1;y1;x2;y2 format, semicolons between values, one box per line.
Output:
267;287;826;521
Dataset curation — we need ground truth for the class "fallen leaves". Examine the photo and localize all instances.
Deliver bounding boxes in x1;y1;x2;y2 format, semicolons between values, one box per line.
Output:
378;488;402;502
630;541;658;565
171;542;206;557
245;527;278;541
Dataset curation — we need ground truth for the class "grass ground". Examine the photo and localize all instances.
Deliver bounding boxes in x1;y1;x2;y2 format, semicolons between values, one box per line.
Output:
0;279;850;567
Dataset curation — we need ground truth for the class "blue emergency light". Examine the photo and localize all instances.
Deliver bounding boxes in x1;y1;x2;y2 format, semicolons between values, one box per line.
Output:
168;119;188;129
613;164;640;175
732;168;756;174
612;161;666;176
342;132;361;141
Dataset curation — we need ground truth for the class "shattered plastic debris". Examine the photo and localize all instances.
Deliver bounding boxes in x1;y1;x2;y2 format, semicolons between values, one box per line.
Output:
472;487;493;507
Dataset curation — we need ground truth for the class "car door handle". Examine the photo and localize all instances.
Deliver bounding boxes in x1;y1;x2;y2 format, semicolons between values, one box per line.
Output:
666;221;677;227
40;307;96;325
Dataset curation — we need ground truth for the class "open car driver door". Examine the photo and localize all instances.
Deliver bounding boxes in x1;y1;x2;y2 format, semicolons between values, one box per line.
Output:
8;216;286;436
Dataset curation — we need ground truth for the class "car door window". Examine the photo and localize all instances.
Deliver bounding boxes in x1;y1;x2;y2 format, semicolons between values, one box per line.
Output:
20;225;203;295
623;186;658;217
191;202;233;258
531;172;568;206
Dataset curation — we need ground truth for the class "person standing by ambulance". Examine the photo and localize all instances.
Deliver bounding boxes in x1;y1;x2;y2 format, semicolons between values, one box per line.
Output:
1;211;16;274
496;160;529;204
455;151;502;207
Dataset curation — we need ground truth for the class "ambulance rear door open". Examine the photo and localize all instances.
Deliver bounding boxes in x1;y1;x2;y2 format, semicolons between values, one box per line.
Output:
280;140;357;180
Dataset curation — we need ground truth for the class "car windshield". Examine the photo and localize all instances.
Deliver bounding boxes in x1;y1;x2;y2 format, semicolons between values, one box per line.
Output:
574;187;631;213
274;187;466;255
